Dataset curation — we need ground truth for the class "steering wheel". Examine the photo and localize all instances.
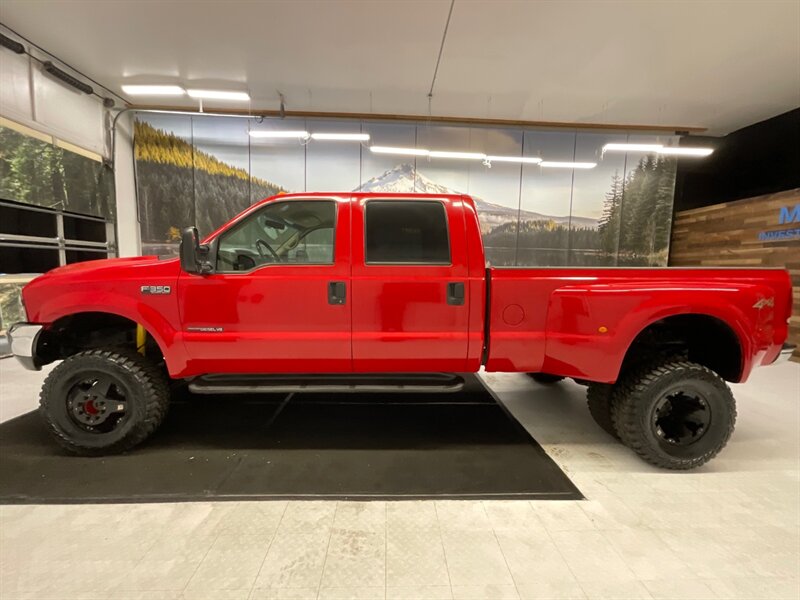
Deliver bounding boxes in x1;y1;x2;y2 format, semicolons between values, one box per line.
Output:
255;238;281;262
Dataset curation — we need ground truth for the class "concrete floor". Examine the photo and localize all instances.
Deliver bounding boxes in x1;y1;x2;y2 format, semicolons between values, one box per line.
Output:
0;357;798;600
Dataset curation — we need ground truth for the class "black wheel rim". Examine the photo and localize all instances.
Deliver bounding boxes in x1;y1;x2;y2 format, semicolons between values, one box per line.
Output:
652;388;711;446
66;373;129;434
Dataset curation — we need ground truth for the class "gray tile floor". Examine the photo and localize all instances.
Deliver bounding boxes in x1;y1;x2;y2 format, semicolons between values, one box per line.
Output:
0;358;798;600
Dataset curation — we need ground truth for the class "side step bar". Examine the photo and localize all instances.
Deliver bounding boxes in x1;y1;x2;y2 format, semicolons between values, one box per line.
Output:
187;373;466;394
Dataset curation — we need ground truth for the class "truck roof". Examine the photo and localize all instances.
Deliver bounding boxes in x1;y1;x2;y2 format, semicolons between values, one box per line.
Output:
252;191;466;206
205;192;472;242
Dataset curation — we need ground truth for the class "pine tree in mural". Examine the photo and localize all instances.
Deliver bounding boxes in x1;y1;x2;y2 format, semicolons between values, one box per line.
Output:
619;156;650;252
652;157;677;253
134;120;286;245
0;126;113;218
598;171;623;254
1;128;61;207
597;156;676;264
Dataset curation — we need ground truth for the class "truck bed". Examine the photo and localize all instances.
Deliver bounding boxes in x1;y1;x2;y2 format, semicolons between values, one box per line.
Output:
485;267;792;383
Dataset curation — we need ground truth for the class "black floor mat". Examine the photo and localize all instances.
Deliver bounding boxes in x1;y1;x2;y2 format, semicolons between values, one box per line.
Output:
0;375;581;503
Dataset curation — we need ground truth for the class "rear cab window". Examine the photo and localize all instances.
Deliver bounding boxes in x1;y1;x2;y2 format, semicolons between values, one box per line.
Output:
364;200;450;265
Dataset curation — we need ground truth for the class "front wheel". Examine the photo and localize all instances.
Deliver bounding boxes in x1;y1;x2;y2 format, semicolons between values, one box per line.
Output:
611;360;736;470
39;348;170;456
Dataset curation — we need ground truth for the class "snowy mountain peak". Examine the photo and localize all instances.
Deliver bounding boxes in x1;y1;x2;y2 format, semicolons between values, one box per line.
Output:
356;163;417;193
354;162;598;230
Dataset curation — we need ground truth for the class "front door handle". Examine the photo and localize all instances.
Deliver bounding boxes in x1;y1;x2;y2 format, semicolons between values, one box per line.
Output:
447;282;465;306
328;281;346;305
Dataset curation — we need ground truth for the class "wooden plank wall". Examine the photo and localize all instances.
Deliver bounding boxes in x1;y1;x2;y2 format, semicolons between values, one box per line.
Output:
670;188;800;362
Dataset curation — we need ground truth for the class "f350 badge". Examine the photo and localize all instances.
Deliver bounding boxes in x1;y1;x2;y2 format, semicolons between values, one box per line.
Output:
141;285;171;295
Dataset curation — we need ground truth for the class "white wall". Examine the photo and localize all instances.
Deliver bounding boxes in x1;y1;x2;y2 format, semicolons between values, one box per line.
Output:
113;113;140;256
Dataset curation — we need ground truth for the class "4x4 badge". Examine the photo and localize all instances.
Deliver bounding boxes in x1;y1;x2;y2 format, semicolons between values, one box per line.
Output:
752;297;774;309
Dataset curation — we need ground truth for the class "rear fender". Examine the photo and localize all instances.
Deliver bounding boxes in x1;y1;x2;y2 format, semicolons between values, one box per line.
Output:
541;282;757;383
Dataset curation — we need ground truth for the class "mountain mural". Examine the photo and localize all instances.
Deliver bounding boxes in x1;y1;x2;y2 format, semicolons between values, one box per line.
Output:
0;125;114;219
356;163;600;233
134;120;285;245
131;114;674;267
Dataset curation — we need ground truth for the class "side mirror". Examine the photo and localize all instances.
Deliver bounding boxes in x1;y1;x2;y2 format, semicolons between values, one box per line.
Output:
180;226;213;274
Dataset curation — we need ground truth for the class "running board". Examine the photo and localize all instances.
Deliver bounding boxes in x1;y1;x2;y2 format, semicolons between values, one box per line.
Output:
187;373;466;394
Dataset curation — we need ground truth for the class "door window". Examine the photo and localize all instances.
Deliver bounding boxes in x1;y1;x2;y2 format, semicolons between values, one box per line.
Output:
364;200;450;264
216;200;336;271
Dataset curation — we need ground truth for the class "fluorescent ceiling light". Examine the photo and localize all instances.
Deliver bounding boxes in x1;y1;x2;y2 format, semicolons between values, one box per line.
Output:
187;89;250;101
121;84;185;96
369;147;550;163
602;143;664;153
249;130;310;139
658;146;714;157
540;161;597;169
601;142;714;158
429;150;486;160
485;155;542;164
310;133;370;141
370;146;430;156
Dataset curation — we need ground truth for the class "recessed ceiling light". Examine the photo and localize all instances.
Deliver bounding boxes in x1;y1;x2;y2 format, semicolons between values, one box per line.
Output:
121;84;186;96
485;155;543;164
540;161;597;169
658;146;714;157
186;89;250;101
310;133;370;141
249;130;310;139
370;146;430;156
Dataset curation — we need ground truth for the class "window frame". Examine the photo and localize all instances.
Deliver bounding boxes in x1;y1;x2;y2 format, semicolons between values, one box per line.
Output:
213;199;338;273
363;199;452;266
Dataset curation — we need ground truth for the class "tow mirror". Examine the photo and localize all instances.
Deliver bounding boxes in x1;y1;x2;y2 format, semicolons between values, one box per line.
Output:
180;226;213;274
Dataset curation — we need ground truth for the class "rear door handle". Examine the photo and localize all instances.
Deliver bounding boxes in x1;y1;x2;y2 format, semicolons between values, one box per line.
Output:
328;281;346;305
447;282;465;306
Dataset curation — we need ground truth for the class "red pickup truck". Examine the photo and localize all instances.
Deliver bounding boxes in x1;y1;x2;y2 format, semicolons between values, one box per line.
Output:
9;193;794;469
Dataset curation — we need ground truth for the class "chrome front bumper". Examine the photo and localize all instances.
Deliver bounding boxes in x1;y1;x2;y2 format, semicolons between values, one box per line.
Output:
772;343;797;365
7;323;43;371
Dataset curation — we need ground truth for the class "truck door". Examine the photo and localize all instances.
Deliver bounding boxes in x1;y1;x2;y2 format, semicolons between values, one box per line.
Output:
178;197;352;374
350;196;471;372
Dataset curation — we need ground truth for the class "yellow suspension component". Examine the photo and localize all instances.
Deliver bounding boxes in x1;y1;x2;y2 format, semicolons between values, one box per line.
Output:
136;324;146;356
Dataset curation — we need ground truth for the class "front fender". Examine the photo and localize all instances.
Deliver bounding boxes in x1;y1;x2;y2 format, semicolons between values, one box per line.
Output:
22;257;185;375
36;294;186;376
22;261;186;373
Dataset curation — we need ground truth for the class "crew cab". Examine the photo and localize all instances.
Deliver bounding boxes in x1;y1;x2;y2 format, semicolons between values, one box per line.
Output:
8;193;795;469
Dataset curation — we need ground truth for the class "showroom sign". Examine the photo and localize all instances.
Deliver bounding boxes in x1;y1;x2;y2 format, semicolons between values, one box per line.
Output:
758;204;800;242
